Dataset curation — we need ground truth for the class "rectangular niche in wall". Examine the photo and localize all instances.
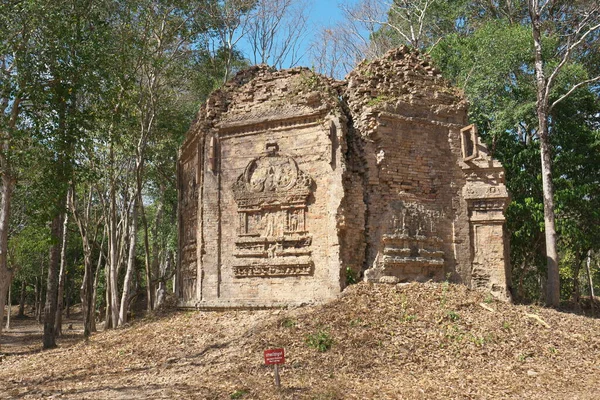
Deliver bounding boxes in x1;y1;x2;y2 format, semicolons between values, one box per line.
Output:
231;148;314;278
461;124;479;161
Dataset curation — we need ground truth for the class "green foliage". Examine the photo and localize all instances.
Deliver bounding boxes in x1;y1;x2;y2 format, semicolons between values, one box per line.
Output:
300;71;321;91
447;310;460;322
0;0;256;325
230;389;249;399
484;294;494;304
280;318;296;328
440;280;450;306
366;95;392;107
305;330;334;352
425;12;600;303
518;352;533;362
403;314;417;322
345;267;358;285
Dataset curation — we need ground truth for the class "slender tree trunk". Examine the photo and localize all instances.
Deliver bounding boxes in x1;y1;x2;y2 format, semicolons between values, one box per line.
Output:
0;163;14;337
38;259;45;323
119;199;138;326
572;252;582;304
151;201;163;305
5;284;11;331
0;170;14;337
0;97;18;337
80;249;93;337
91;252;102;333
134;146;152;311
538;128;559;306
71;188;98;337
140;198;153;311
18;280;26;317
55;208;70;336
43;214;64;349
108;151;120;328
531;4;560;306
586;250;595;300
34;277;39;321
104;257;112;329
155;251;172;309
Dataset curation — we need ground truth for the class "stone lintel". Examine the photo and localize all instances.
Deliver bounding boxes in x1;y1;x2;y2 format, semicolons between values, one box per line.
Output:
217;110;327;136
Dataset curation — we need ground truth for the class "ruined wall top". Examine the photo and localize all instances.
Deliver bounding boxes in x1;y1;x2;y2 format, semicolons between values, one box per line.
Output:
181;66;345;155
345;46;468;131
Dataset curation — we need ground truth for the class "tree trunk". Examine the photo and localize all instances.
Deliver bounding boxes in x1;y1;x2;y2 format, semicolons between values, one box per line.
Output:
5;284;11;331
140;198;153;311
531;4;560;307
586;250;595;300
539;129;559;306
34;277;39;321
0;97;18;337
18;280;26;317
81;249;94;337
572;252;582;304
108;154;120;328
43;214;64;349
104;257;112;329
119;199;138;326
151;201;163;307
155;250;169;309
55;208;70;336
91;253;102;332
0;169;14;337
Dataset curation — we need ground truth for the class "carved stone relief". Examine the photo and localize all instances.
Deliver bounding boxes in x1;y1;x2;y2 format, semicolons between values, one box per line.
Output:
365;201;446;283
231;148;314;277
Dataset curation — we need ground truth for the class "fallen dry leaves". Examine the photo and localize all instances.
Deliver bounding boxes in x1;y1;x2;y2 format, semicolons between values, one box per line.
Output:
1;282;599;399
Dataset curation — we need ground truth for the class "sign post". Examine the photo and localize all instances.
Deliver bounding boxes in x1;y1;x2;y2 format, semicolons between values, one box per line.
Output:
264;348;285;388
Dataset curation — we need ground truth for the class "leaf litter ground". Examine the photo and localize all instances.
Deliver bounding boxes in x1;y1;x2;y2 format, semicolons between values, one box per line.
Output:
1;282;599;399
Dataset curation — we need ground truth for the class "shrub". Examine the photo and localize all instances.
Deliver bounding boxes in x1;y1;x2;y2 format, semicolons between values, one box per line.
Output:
306;330;333;352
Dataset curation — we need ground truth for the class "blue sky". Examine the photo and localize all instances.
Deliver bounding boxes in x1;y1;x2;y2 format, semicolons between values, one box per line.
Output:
311;0;347;26
237;0;359;69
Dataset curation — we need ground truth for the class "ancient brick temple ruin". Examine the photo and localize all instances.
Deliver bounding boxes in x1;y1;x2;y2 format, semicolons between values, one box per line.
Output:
177;47;511;309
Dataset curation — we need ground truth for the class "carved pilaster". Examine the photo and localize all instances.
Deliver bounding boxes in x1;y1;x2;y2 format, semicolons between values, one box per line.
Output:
461;132;511;300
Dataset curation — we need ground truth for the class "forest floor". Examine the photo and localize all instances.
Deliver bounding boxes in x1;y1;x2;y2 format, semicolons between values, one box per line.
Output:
1;282;600;399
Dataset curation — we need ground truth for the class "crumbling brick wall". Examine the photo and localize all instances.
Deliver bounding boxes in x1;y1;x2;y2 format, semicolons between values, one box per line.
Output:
178;66;367;308
177;47;511;309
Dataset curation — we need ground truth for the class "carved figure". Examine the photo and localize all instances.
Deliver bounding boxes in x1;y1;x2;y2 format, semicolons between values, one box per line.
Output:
267;243;277;258
289;211;299;232
401;209;408;235
392;215;399;231
264;213;276;237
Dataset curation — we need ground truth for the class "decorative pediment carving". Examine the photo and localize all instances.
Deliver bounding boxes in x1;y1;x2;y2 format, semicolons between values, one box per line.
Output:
232;153;312;209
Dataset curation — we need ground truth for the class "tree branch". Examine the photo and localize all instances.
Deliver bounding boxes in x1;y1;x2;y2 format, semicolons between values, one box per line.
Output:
549;75;600;112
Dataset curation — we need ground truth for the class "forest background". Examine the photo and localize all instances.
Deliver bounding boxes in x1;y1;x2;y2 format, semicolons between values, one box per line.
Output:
0;0;598;349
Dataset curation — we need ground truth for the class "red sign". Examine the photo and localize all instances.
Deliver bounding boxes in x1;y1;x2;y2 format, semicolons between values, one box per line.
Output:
264;348;285;365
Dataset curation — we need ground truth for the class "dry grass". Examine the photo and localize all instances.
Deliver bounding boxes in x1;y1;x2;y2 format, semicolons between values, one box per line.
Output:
1;282;600;399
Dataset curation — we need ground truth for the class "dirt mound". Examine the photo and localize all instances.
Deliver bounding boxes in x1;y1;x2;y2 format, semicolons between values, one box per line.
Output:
1;282;599;399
